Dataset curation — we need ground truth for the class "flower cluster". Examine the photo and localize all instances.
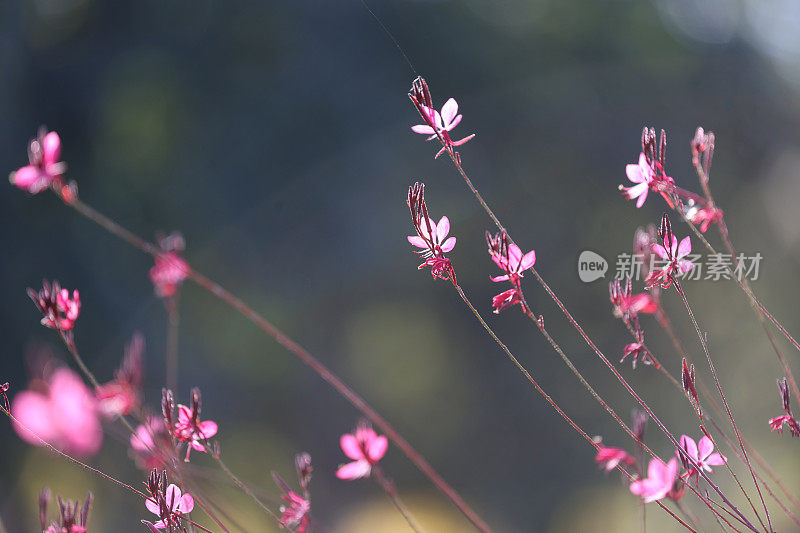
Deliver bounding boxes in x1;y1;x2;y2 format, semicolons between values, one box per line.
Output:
96;333;144;418
28;280;81;334
273;453;313;532
162;388;218;461
486;231;535;314
39;488;91;533
407;182;457;283
149;232;189;299
409;77;474;159
645;215;694;290
142;470;194;532
336;421;388;480
11;366;102;457
11;128;67;195
620;128;675;208
769;378;800;437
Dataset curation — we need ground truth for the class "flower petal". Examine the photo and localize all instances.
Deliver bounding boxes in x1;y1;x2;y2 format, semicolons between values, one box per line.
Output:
441;237;456;253
145;497;161;515
679;435;699;462
411;125;436;135
336;459;371;480
436;216;450;242
407;235;427;248
440;98;458;126
651;244;668;260
366;435;388;463
196;420;218;439
697;436;714;460
677;236;691;258
42;131;62;167
340;434;365;461
519;250;536;271
179;493;194;513
705;452;727;466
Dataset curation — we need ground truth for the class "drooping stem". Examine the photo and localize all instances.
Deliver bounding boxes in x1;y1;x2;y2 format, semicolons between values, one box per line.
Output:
60;194;492;533
672;278;773;532
372;466;425;533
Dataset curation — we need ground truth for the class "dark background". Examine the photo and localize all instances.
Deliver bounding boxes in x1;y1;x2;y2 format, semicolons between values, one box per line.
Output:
2;0;800;531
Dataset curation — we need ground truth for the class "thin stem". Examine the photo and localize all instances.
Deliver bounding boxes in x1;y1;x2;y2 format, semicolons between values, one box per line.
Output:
440;146;759;531
166;295;181;392
672;278;773;532
61;195;492;533
372;467;425;533
205;445;280;524
452;284;697;531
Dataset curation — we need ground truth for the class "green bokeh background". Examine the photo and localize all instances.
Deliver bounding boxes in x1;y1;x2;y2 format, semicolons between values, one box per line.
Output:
2;0;800;531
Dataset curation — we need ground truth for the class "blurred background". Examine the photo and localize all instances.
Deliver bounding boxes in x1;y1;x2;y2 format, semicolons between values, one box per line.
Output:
2;0;800;531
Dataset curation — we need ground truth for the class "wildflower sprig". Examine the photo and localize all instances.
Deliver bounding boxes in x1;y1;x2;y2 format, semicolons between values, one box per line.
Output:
407;182;457;284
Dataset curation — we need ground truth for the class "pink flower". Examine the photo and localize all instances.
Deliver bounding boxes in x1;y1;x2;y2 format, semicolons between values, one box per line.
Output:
630;457;679;503
11;367;102;457
621;153;656;208
28;280;81;332
336;421;388;480
409;77;474;158
491;288;523;314
595;445;635;472
486;231;534;314
489;243;536;283
677;435;727;479
407;183;457;283
645;215;694;290
685;203;723;233
621;330;654;369
130;417;174;470
769;415;800;436
279;490;311;532
11;128;66;194
620;128;676;208
149;232;189;298
769;378;800;437
163;388;218;461
609;278;657;321
96;333;144;418
145;483;194;529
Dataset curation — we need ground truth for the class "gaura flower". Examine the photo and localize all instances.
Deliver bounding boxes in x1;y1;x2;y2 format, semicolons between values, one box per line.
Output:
407;182;457;283
28;280;81;332
677;434;726;479
336;421;388;480
621;330;654;369
769;378;800;437
630;457;679;503
645;215;694;290
409;77;474;158
595;445;635;473
149;232;189;298
11;367;102;457
40;488;91;533
163;388;218;462
486;231;535;314
11;128;66;194
278;491;310;532
144;483;194;530
685;202;723;233
130;417;174;471
609;278;657;321
620;128;675;208
489;243;536;283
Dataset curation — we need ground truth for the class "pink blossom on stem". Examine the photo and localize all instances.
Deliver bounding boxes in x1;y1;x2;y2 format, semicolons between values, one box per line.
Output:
407;182;457;284
609;277;657;322
685;202;723;233
28;280;81;333
149;232;189;298
96;333;144;418
11;128;66;194
144;483;194;530
620;329;654;369
619;128;675;208
486;231;535;314
11;367;102;457
629;457;679;503
278;490;311;532
163;388;218;461
409;77;474;159
336;421;388;480
769;378;800;437
677;435;727;480
645;215;694;290
594;445;635;472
